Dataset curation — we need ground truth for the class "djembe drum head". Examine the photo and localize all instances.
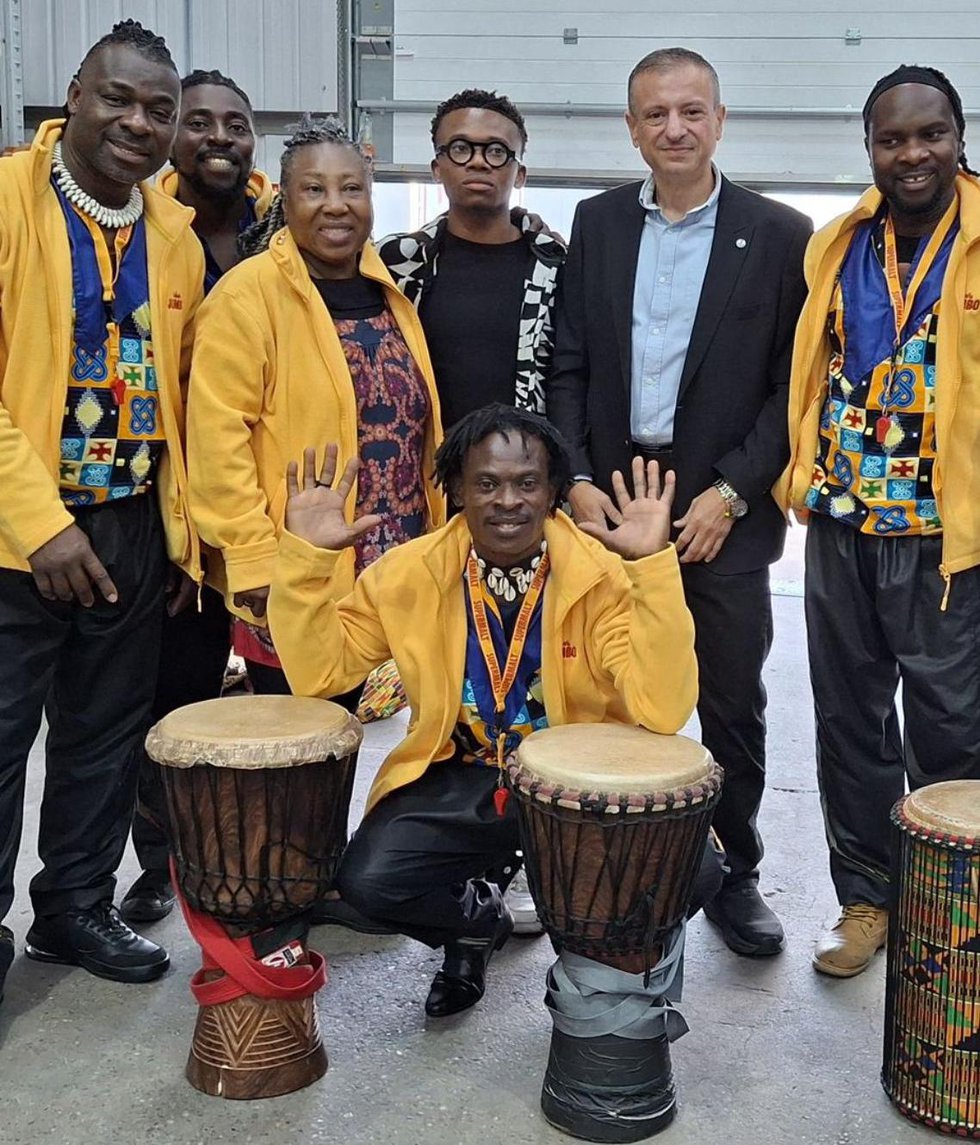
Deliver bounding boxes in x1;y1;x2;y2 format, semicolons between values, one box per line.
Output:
884;779;980;1137
147;695;362;930
511;723;721;972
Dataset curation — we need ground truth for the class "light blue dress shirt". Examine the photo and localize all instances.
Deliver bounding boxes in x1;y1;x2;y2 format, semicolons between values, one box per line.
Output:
630;168;721;446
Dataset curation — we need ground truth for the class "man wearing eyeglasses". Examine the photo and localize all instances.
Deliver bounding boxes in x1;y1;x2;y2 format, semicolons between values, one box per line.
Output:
376;89;565;938
377;89;566;432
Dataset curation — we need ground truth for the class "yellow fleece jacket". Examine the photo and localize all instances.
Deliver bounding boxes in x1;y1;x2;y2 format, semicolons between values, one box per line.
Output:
0;120;205;575
156;167;275;219
187;226;444;615
268;512;698;813
775;173;980;590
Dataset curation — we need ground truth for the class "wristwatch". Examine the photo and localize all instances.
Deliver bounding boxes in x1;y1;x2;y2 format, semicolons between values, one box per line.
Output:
713;478;749;519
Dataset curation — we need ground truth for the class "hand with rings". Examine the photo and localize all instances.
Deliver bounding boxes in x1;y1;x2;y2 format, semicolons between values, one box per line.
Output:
284;444;382;551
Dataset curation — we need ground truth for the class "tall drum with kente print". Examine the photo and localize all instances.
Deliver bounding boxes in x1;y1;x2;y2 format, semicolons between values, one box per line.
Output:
883;780;980;1136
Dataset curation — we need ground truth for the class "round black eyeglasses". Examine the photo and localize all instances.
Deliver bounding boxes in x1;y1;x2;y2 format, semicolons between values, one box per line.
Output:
435;139;518;168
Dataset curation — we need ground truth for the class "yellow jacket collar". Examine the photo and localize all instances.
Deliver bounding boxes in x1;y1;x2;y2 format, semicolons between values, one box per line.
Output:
156;165;274;218
808;171;980;274
266;225;401;299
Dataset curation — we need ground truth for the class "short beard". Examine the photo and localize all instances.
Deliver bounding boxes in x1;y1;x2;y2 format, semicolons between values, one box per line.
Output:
183;164;251;205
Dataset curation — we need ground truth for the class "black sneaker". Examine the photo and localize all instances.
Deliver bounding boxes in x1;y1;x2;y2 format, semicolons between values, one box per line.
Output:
25;902;169;983
0;924;14;1003
119;869;177;923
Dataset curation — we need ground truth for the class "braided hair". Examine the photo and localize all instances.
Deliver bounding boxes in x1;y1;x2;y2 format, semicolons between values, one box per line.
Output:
434;404;571;513
76;19;175;77
238;114;372;258
863;64;976;176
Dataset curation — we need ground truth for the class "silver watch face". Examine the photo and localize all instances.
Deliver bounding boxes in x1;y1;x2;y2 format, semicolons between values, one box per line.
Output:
730;497;749;519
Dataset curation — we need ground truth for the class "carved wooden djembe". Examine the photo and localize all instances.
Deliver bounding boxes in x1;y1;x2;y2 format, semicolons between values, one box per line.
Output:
146;695;361;1100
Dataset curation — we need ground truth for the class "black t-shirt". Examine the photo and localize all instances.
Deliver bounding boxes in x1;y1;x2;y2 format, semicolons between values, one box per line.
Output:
314;274;385;320
419;231;530;429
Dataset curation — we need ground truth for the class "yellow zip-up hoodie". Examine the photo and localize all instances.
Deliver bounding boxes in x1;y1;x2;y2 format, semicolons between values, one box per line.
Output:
0;120;205;575
269;512;698;813
774;172;980;594
156;166;275;219
187;225;445;615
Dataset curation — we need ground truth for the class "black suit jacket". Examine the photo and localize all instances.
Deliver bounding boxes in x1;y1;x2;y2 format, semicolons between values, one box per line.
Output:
547;176;811;574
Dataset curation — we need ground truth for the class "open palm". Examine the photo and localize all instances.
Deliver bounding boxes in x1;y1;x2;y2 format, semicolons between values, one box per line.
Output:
285;445;382;551
577;457;675;559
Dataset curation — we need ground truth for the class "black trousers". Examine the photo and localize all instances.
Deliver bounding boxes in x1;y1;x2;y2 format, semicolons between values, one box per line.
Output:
132;585;230;873
681;561;773;885
805;513;980;907
337;762;521;949
336;760;725;951
0;496;166;922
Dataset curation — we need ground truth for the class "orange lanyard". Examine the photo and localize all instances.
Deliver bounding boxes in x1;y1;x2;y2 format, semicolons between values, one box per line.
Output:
876;196;957;443
464;547;549;769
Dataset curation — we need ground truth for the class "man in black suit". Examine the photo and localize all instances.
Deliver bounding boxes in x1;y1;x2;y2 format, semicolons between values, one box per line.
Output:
548;47;810;957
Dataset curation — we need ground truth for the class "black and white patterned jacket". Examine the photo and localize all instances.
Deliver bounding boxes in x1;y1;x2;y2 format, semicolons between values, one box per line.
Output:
376;212;566;414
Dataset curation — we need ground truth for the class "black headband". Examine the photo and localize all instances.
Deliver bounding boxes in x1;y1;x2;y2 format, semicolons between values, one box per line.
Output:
863;65;964;136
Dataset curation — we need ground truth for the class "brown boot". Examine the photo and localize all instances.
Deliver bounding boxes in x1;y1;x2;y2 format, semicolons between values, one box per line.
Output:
812;904;888;978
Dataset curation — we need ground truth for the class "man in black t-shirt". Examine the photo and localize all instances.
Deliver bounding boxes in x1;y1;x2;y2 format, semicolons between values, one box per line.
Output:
377;89;566;429
376;89;565;936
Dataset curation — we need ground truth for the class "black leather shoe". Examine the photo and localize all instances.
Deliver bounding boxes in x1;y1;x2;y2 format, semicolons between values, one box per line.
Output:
424;909;514;1018
0;924;14;1003
309;896;399;935
119;870;177;923
25;902;169;983
703;881;784;957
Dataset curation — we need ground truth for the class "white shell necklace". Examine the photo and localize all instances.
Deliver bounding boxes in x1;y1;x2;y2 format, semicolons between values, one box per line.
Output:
52;141;144;229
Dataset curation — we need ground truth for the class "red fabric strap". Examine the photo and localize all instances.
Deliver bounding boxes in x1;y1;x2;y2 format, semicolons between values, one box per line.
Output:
170;859;327;1005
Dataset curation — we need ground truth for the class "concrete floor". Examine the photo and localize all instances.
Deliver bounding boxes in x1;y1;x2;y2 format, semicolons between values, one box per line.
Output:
0;539;935;1144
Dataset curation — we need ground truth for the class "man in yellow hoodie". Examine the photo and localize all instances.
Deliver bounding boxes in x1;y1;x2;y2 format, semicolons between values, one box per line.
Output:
775;66;980;978
0;21;204;999
120;68;274;927
269;404;704;1017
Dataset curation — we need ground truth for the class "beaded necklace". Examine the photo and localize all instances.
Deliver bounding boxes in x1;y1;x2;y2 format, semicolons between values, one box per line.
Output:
51;141;144;230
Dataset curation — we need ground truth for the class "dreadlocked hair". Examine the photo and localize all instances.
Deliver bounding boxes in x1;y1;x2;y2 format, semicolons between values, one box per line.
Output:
76;19;175;76
238;114;371;259
434;404;571;513
864;64;976;176
431;89;527;151
181;68;252;111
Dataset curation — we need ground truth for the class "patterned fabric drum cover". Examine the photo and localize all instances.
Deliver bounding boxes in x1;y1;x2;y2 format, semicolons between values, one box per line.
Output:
146;695;361;1100
883;780;980;1137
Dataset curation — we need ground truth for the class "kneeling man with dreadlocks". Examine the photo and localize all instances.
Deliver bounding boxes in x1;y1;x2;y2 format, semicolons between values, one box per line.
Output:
268;404;708;1017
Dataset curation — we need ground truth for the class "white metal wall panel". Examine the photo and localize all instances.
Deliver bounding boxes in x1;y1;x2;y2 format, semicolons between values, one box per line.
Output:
390;1;980;182
23;0;189;104
22;0;337;113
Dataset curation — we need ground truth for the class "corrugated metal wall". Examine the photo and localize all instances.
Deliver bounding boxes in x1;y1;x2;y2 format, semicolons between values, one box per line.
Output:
11;1;980;186
387;0;980;185
20;0;339;174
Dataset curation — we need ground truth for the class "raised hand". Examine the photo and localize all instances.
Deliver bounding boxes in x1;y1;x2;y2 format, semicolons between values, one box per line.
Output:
284;444;382;551
576;457;675;559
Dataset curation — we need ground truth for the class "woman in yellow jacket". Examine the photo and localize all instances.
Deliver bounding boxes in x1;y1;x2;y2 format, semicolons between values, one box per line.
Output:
187;116;444;693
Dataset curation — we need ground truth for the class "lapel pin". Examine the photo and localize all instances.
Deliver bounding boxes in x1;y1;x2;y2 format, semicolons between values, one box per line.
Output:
736;238;747;249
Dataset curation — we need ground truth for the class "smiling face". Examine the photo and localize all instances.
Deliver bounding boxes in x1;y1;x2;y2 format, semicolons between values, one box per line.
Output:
62;43;180;206
867;83;962;233
172;83;255;202
456;432;556;567
431;107;526;215
281;141;373;279
625;63;725;186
